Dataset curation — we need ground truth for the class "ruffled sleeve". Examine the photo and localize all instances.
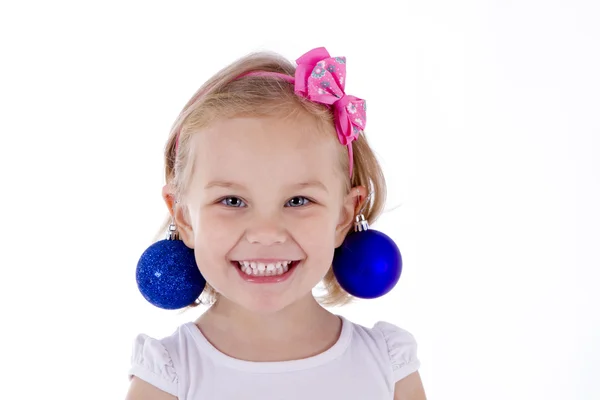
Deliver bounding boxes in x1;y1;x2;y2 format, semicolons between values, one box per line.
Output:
374;321;421;382
128;333;178;396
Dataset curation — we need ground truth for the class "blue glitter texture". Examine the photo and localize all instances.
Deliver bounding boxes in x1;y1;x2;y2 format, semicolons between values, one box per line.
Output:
332;230;402;299
136;239;206;309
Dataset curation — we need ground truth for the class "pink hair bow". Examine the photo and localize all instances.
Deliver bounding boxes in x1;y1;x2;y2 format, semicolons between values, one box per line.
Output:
294;47;367;148
230;47;366;176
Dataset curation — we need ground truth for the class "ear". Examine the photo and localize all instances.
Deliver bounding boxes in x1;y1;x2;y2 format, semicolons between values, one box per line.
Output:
162;184;195;249
334;185;368;248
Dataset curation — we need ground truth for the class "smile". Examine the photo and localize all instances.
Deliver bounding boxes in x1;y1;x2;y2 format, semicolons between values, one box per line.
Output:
231;260;301;283
236;260;294;276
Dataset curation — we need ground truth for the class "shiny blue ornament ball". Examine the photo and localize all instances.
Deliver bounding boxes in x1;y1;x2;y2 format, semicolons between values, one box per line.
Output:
136;239;206;310
332;229;402;299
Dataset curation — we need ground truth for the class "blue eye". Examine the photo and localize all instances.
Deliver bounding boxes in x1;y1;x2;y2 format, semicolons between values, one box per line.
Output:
285;196;312;207
219;196;312;208
220;197;247;207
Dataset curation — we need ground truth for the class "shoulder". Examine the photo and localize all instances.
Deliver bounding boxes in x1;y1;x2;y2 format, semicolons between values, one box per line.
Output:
128;323;195;397
348;318;421;384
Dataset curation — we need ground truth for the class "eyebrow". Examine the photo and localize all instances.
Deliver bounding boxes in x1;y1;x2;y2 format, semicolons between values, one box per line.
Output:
204;180;329;193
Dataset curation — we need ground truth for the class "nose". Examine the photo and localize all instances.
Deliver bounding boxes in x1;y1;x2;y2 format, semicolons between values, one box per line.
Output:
245;214;287;246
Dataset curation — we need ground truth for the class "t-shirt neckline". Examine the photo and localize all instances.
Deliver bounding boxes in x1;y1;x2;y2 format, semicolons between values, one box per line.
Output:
183;315;353;373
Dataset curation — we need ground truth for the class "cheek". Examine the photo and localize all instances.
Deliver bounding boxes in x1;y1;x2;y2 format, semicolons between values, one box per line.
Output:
197;210;239;236
193;210;241;258
192;206;340;254
190;211;242;292
293;210;338;254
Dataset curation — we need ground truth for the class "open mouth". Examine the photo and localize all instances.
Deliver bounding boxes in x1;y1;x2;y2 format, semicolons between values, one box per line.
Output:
232;260;301;277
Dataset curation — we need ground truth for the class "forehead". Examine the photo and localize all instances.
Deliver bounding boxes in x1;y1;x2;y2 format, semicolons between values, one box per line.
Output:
190;114;345;191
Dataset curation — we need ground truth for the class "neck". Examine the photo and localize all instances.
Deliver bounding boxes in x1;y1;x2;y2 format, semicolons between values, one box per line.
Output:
197;294;337;342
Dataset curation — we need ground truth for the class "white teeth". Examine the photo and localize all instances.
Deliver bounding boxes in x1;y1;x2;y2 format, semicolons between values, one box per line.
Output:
237;260;295;276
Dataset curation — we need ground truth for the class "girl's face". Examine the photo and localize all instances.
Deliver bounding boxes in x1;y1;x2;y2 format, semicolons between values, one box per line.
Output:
176;113;358;314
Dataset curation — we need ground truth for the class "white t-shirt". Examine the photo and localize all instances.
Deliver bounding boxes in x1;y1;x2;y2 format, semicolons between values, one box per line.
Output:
128;316;420;399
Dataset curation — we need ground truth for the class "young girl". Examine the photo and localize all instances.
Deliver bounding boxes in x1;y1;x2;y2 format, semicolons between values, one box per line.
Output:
126;47;426;400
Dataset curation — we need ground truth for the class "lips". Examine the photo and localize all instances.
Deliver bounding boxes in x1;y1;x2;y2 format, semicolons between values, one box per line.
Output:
236;260;293;276
231;260;301;283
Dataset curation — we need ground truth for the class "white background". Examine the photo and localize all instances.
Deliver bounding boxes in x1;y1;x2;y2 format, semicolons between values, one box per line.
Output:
1;1;598;399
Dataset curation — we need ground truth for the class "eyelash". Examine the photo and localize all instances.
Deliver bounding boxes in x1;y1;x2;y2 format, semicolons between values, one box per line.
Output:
219;196;313;208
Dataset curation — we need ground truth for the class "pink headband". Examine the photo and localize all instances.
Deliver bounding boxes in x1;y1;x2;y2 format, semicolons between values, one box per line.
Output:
175;46;366;177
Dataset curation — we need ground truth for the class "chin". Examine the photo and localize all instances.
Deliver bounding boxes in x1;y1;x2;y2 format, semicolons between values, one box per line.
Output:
207;259;323;314
236;292;298;315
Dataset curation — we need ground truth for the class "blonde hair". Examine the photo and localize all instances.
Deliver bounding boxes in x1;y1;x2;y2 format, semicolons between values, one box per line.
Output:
153;49;388;308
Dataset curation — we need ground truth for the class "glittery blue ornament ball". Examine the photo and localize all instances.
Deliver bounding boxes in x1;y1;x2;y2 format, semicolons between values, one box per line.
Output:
332;229;402;299
136;239;206;310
